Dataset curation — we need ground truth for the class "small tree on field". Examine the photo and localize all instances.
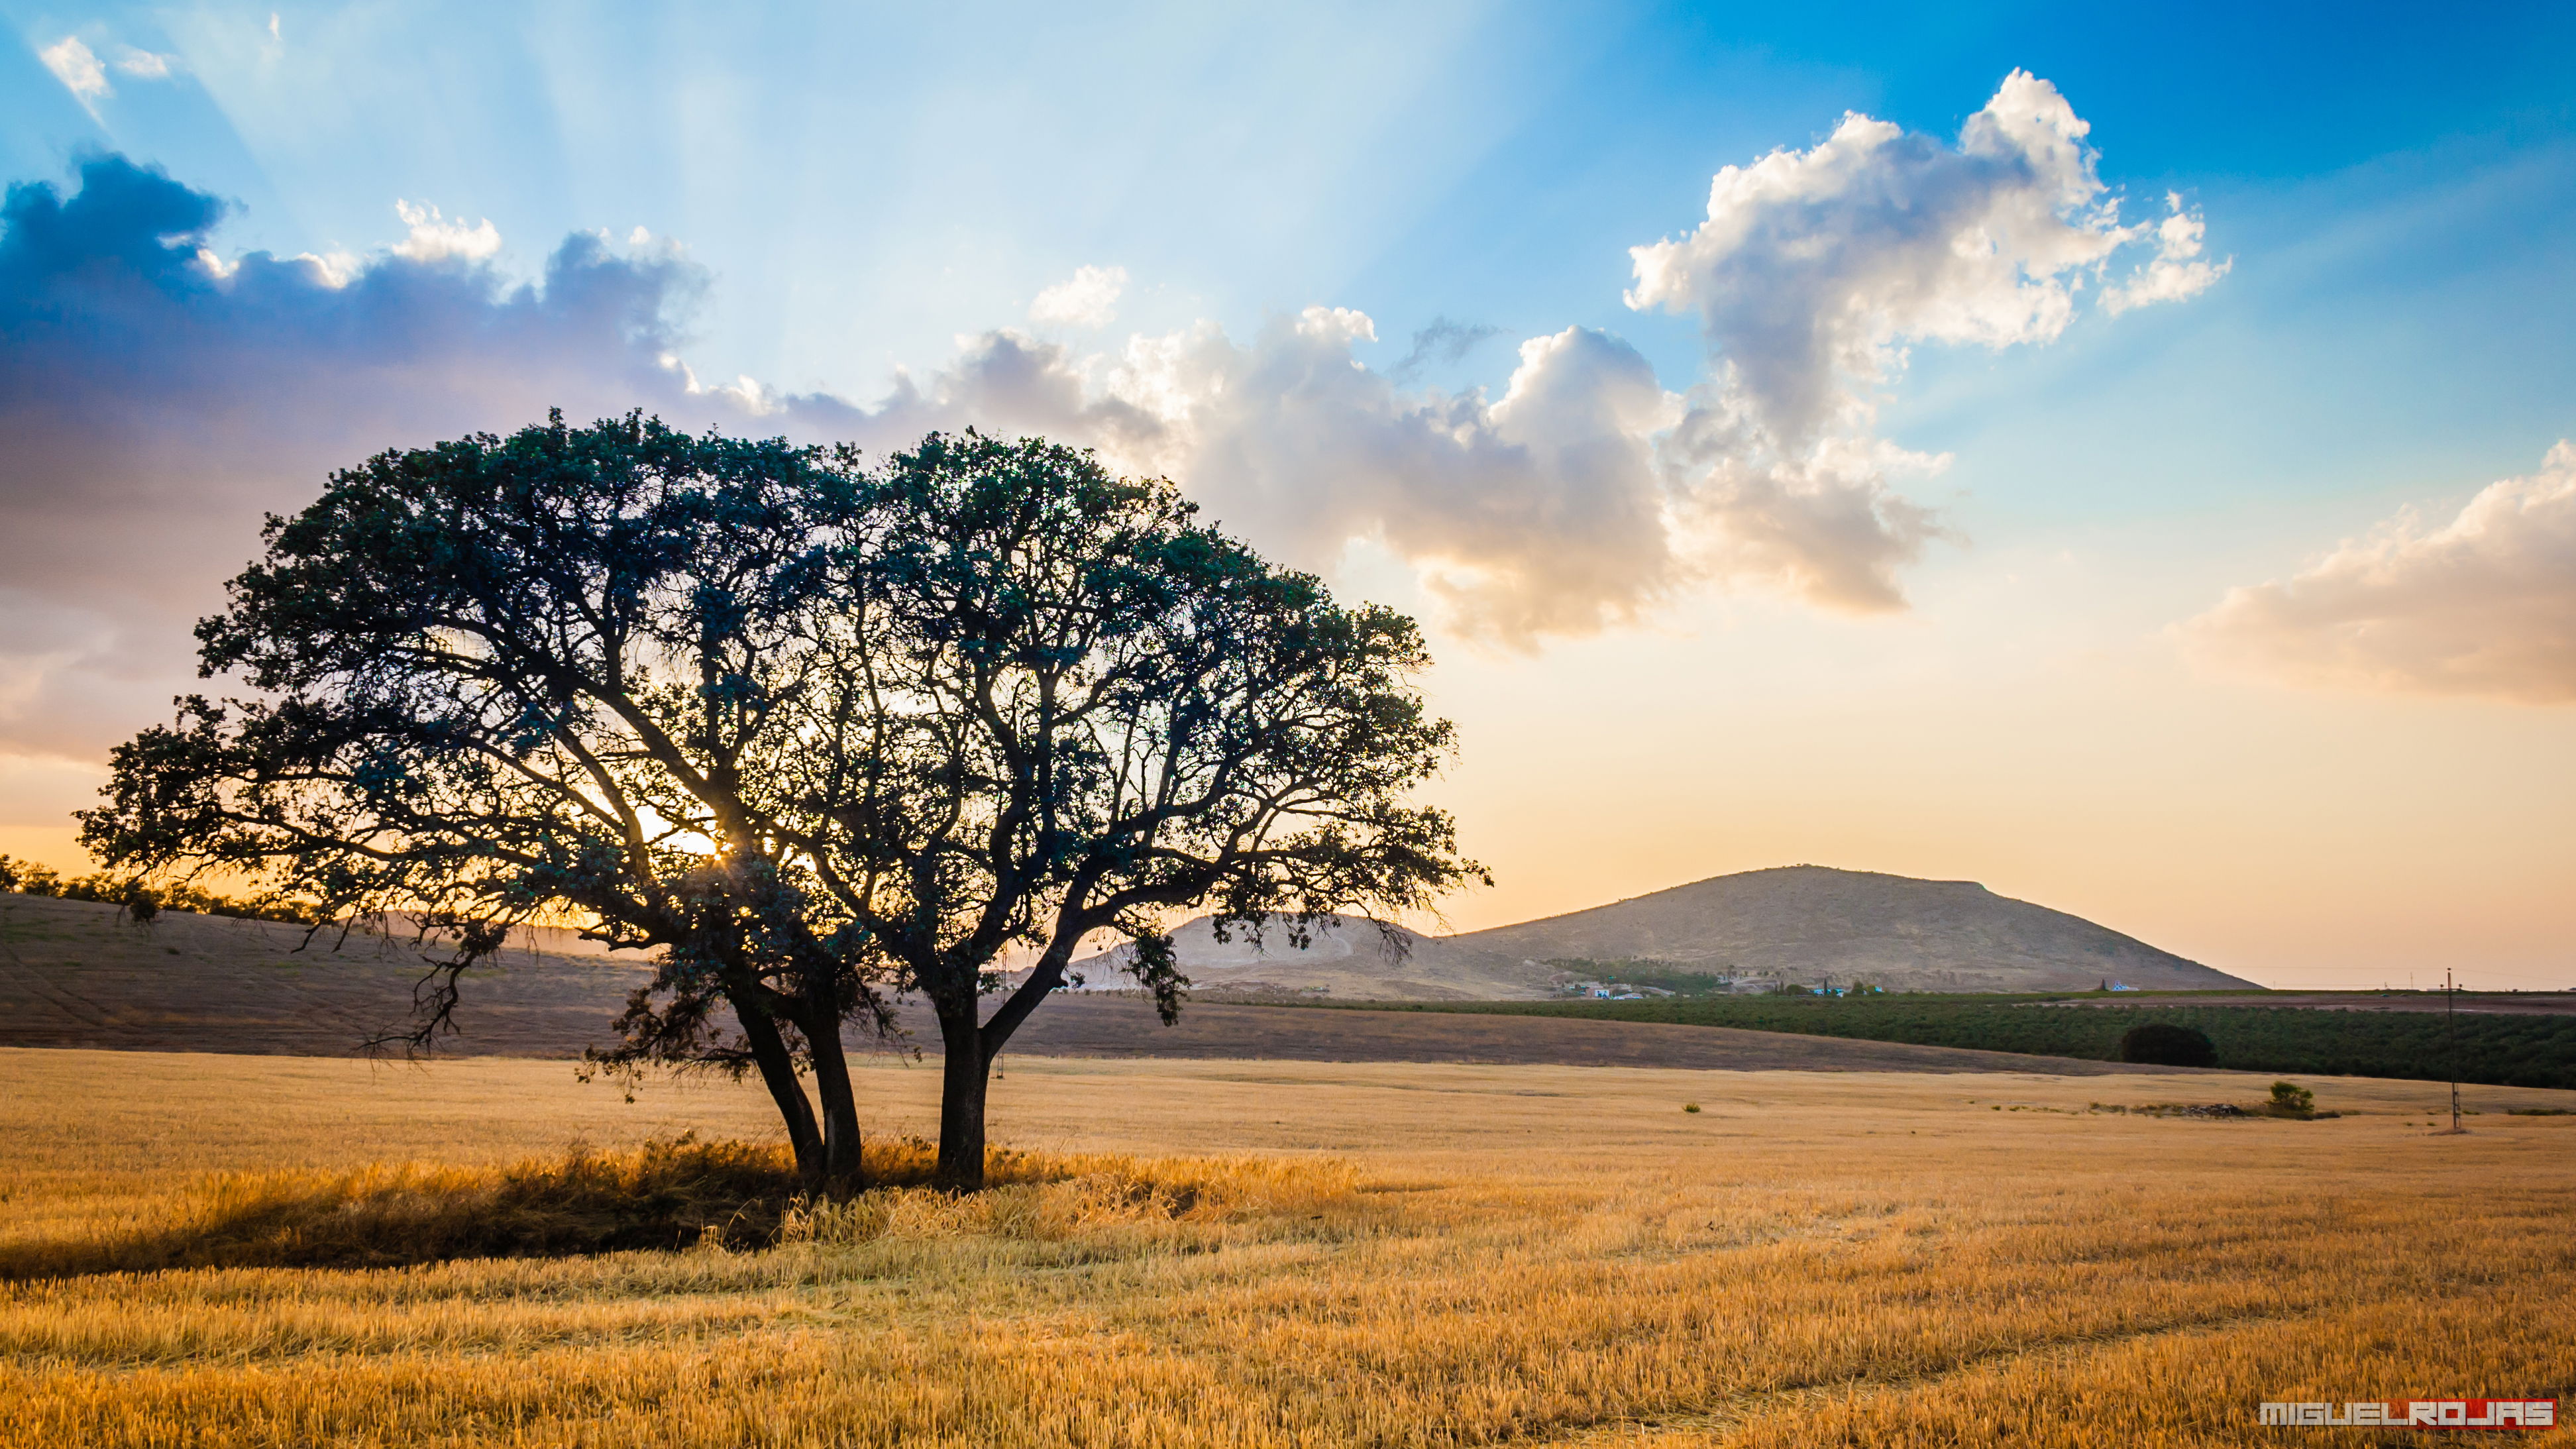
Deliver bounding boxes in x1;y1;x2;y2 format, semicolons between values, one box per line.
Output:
81;415;1481;1191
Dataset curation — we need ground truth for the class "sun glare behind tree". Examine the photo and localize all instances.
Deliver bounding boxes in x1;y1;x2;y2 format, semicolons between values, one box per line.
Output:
81;413;1480;1189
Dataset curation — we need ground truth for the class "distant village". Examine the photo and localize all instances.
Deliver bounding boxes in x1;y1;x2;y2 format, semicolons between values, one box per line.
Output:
1544;961;1799;999
1543;962;2151;999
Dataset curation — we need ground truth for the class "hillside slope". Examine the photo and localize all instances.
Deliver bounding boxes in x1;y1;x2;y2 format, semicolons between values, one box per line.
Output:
0;892;647;1056
1079;866;2258;998
1069;915;1479;999
1438;866;2257;993
1;892;2195;1075
3;865;2259;1055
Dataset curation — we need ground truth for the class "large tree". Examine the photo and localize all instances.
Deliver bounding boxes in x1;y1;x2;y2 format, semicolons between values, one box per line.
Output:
811;431;1479;1186
84;416;1479;1191
81;413;896;1183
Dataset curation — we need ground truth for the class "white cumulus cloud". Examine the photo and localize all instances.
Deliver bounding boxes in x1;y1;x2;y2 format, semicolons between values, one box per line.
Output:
749;73;2218;635
0;74;2222;756
1108;313;1688;642
39;36;110;105
1629;70;2126;439
1623;70;2219;611
392;201;504;264
112;46;175;80
2104;192;2229;315
2184;443;2576;703
1029;264;1127;327
775;310;1687;644
0;158;706;759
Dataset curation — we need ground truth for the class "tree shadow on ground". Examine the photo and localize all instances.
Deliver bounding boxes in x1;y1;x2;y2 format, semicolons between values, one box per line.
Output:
5;1136;953;1278
3;1138;1347;1281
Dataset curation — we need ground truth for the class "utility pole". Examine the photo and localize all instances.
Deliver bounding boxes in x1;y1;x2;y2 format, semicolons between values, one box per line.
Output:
2446;967;2463;1134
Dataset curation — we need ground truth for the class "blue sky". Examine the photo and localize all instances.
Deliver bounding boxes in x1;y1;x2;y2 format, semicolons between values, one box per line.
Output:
13;1;2571;405
11;0;2571;553
3;1;2572;983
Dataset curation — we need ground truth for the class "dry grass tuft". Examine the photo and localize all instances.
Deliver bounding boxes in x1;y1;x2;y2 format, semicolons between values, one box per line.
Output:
778;1150;1358;1250
2;1136;792;1278
0;1134;1358;1280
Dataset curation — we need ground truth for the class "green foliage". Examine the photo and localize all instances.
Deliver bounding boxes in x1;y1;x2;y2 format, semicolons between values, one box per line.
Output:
1548;959;1735;996
836;431;1479;1029
1313;995;2576;1091
78;411;910;1184
78;413;1477;1188
2120;1021;2218;1067
2268;1080;2316;1115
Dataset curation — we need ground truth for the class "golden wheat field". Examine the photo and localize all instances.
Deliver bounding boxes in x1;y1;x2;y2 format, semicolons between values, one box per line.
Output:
1;1045;2570;1448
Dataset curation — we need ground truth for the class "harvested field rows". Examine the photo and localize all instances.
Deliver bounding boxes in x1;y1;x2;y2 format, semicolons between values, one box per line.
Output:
0;1049;2569;1447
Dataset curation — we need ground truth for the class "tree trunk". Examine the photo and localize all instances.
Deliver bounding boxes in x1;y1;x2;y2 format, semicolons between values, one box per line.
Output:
934;998;989;1189
735;998;826;1181
931;947;1070;1191
804;1006;866;1187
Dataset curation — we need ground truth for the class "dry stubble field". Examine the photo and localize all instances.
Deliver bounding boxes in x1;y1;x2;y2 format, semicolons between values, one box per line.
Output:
1;1046;2571;1448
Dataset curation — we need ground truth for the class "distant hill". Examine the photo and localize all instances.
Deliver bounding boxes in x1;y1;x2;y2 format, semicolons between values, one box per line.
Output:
1438;866;2255;992
1076;866;2259;997
0;892;649;1056
2;866;2259;1057
1069;915;1471;998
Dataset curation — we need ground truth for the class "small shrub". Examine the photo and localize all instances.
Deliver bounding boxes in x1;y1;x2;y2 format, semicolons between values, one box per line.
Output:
0;854;312;924
0;854;58;894
2267;1081;2315;1116
1682;1103;1701;1114
2120;1022;2218;1067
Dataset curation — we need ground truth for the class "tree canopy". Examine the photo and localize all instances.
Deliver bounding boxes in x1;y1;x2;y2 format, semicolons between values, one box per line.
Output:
820;431;1480;1184
82;414;1481;1189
